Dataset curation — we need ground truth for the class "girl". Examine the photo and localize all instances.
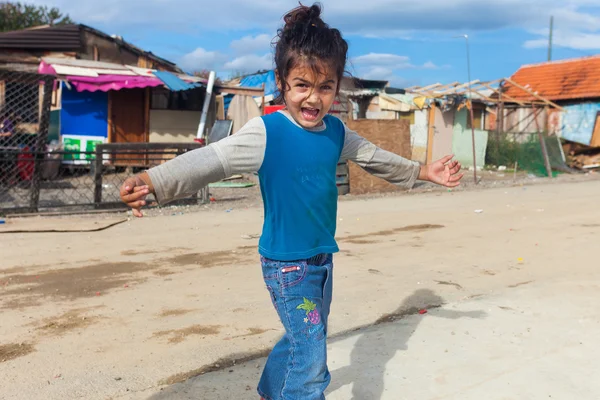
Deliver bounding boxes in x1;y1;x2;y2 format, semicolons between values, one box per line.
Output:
120;4;463;399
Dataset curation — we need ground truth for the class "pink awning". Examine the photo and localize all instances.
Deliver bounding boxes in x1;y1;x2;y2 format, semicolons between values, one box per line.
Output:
38;60;201;92
65;75;165;92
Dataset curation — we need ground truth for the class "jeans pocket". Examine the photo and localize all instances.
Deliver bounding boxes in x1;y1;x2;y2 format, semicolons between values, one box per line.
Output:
279;261;307;289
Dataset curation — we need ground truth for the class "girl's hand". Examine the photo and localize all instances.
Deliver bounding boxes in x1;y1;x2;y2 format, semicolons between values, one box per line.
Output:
420;155;463;188
120;173;153;218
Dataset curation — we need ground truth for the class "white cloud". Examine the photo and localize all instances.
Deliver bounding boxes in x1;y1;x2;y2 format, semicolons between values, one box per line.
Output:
179;49;273;74
353;53;413;68
25;0;600;53
359;66;420;87
223;54;273;74
27;0;599;35
352;53;445;86
230;34;273;55
362;66;395;81
179;47;227;71
525;29;600;50
353;53;444;71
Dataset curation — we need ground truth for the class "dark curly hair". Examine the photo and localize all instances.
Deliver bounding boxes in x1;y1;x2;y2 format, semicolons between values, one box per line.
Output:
273;3;349;104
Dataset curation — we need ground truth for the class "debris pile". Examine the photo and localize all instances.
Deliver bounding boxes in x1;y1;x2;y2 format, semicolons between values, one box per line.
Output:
564;141;600;170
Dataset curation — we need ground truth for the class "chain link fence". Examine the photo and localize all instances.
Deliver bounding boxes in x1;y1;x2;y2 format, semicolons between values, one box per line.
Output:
486;132;566;177
93;143;207;207
485;106;569;177
0;69;53;213
0;69;206;214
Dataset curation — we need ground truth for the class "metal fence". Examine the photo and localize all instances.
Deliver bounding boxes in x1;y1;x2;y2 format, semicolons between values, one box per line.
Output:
0;69;54;213
93;143;207;207
0;69;207;214
485;105;570;177
0;142;206;215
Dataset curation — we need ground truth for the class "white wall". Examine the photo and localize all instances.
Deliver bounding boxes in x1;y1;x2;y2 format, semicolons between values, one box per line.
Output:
149;109;200;143
410;109;428;163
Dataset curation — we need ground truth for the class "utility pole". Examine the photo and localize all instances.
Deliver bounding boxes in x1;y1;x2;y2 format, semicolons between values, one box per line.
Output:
548;16;554;62
454;34;478;185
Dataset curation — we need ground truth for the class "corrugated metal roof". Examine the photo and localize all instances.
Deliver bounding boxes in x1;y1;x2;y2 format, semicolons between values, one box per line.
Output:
43;57;130;70
379;93;411;112
153;70;202;91
0;24;82;50
504;56;600;101
0;24;180;72
340;88;380;97
41;58;140;77
51;65;99;77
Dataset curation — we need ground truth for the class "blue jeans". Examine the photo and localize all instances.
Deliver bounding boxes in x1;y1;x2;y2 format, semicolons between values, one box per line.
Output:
258;253;334;400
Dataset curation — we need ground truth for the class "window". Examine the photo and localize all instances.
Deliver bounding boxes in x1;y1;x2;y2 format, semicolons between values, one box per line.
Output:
467;108;484;130
151;87;204;111
397;111;415;125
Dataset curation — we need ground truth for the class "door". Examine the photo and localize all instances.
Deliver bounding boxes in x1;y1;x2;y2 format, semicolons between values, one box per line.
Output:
431;106;455;162
109;89;147;165
591;112;600;148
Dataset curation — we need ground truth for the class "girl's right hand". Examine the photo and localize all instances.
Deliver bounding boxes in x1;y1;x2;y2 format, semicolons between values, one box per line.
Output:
120;173;152;218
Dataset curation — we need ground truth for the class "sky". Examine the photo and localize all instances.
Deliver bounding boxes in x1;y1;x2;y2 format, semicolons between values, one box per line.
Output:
28;0;600;87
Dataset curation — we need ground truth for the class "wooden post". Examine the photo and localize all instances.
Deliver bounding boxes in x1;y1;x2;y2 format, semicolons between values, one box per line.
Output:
94;145;103;207
107;91;113;142
216;96;225;120
261;83;266;115
347;99;354;121
144;87;150;165
426;102;436;164
467;100;478;184
496;89;503;163
533;106;553;178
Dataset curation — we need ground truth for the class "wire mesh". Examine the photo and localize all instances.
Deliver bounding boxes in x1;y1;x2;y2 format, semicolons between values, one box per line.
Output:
486;132;566;177
0;69;206;214
0;69;53;212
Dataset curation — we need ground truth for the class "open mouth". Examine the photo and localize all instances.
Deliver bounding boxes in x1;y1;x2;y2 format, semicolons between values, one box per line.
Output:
301;107;320;121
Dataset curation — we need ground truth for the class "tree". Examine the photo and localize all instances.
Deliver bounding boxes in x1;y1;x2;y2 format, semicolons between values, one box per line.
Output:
0;2;74;32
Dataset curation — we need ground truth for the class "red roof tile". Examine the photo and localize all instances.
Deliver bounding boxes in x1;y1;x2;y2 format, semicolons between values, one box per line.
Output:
504;55;600;101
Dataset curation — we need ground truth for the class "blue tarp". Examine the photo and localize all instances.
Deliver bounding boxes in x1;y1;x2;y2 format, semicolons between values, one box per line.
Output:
240;70;279;98
60;85;108;137
153;71;202;92
561;102;600;146
224;70;279;114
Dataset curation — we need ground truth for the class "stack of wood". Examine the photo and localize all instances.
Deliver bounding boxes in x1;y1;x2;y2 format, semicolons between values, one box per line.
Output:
564;141;600;170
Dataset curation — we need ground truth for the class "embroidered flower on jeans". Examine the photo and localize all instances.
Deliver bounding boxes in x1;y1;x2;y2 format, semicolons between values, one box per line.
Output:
297;298;321;325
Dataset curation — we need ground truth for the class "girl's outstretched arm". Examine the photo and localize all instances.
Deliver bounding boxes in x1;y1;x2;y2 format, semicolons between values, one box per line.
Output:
120;117;267;217
339;124;462;188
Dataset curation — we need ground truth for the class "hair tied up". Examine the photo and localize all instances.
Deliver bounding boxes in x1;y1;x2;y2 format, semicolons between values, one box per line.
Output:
273;2;349;105
283;2;324;30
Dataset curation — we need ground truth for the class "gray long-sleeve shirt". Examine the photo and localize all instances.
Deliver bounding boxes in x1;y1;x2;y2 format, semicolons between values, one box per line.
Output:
147;112;421;205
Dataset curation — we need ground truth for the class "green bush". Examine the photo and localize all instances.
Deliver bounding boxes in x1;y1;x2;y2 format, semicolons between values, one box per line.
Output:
486;135;561;177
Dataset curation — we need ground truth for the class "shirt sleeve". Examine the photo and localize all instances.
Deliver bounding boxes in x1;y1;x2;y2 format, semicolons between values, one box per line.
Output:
339;123;421;189
147;117;267;205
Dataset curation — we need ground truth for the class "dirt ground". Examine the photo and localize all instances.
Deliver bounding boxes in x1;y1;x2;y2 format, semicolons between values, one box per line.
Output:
1;172;600;399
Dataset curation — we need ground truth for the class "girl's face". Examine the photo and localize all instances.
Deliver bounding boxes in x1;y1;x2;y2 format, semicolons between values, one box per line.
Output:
278;63;338;129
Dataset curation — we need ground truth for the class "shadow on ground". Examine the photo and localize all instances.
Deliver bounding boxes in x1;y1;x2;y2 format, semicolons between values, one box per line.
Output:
326;289;486;399
147;289;486;400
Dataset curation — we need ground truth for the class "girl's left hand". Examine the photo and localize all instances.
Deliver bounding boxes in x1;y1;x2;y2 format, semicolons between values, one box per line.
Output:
422;155;464;187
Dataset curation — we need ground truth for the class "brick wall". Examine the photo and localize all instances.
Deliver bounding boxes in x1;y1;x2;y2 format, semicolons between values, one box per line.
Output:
347;119;412;195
